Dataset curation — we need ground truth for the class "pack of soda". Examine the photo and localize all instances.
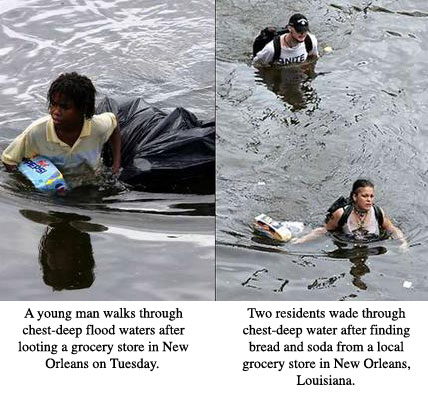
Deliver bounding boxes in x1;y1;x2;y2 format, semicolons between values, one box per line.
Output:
18;156;68;194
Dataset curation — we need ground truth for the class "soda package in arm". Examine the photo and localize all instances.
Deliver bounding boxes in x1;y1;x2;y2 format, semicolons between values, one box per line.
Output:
18;156;68;193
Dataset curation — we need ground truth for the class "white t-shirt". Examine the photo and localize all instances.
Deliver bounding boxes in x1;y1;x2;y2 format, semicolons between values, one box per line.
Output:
253;33;318;66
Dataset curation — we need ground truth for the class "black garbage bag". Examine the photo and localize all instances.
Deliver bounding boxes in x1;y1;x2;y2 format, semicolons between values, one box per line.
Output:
97;96;215;193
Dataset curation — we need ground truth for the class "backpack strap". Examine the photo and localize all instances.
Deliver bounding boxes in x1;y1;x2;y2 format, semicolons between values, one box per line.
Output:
337;205;353;230
373;205;384;231
273;35;281;62
304;34;313;54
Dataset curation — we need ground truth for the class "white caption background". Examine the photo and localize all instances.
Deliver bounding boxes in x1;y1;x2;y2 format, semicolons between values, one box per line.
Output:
0;301;425;399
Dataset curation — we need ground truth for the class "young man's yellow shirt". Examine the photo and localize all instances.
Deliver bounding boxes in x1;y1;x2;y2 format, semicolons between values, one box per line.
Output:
1;113;117;187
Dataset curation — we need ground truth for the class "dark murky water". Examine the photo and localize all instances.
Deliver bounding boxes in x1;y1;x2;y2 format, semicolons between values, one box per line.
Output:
216;0;428;300
0;0;214;300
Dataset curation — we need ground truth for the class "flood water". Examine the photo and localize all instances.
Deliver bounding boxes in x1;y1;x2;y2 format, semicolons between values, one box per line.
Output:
216;0;428;300
0;0;214;300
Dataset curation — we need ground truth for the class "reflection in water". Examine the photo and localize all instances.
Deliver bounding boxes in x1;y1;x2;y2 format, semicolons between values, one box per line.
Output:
349;257;370;291
254;63;319;110
39;225;95;291
19;210;107;291
239;235;388;293
324;245;387;291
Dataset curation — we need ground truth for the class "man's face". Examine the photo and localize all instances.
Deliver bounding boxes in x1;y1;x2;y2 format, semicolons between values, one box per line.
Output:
289;26;308;43
49;93;82;130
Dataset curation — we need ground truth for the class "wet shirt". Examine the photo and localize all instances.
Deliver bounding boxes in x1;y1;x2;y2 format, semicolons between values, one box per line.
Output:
342;206;380;240
1;113;117;187
253;33;318;66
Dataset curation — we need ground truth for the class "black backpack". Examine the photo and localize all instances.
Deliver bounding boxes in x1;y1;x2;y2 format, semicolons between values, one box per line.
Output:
252;26;313;62
325;196;384;232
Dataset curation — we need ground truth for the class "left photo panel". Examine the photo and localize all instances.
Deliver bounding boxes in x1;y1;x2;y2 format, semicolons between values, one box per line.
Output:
0;0;215;300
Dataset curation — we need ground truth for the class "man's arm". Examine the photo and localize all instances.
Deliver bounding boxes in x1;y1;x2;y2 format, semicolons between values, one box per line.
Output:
1;131;29;172
253;41;275;65
3;162;17;172
108;126;121;174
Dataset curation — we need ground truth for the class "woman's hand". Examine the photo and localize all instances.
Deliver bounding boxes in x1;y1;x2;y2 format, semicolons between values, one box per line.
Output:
399;239;409;253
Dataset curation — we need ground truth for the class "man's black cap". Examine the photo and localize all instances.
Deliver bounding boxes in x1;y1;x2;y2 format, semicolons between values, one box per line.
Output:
288;13;309;33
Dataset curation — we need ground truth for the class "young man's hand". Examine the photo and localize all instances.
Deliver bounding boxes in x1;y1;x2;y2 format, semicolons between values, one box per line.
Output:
3;163;17;172
112;161;121;175
109;126;121;175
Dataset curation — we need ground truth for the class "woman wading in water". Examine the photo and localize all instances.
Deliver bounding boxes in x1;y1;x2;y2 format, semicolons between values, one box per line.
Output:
292;179;408;249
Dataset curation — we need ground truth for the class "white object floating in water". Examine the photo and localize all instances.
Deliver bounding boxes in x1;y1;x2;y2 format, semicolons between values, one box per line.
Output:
253;213;304;242
257;181;266;186
403;281;412;289
324;46;333;53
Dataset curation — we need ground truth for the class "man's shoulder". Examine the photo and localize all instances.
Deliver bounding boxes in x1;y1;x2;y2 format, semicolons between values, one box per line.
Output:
26;115;50;130
22;115;50;137
253;40;275;64
261;39;275;53
92;112;116;124
90;113;117;137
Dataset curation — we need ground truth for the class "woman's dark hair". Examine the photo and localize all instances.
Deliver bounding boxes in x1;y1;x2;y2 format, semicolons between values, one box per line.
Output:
350;179;375;200
47;72;96;119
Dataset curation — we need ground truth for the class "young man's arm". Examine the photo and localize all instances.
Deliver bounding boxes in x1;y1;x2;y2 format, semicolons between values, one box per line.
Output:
3;163;17;172
108;126;121;174
1;132;29;172
253;41;275;65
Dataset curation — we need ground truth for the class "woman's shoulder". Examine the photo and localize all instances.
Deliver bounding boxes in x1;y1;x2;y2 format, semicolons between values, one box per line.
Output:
332;207;345;218
325;206;348;231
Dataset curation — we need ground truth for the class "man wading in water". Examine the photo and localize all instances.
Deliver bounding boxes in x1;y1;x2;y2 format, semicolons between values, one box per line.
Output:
253;13;319;66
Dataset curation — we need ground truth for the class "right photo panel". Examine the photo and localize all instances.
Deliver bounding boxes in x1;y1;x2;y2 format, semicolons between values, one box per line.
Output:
216;0;427;300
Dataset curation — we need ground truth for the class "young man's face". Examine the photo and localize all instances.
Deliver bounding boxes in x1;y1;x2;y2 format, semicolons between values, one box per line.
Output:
49;93;83;130
289;26;308;43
